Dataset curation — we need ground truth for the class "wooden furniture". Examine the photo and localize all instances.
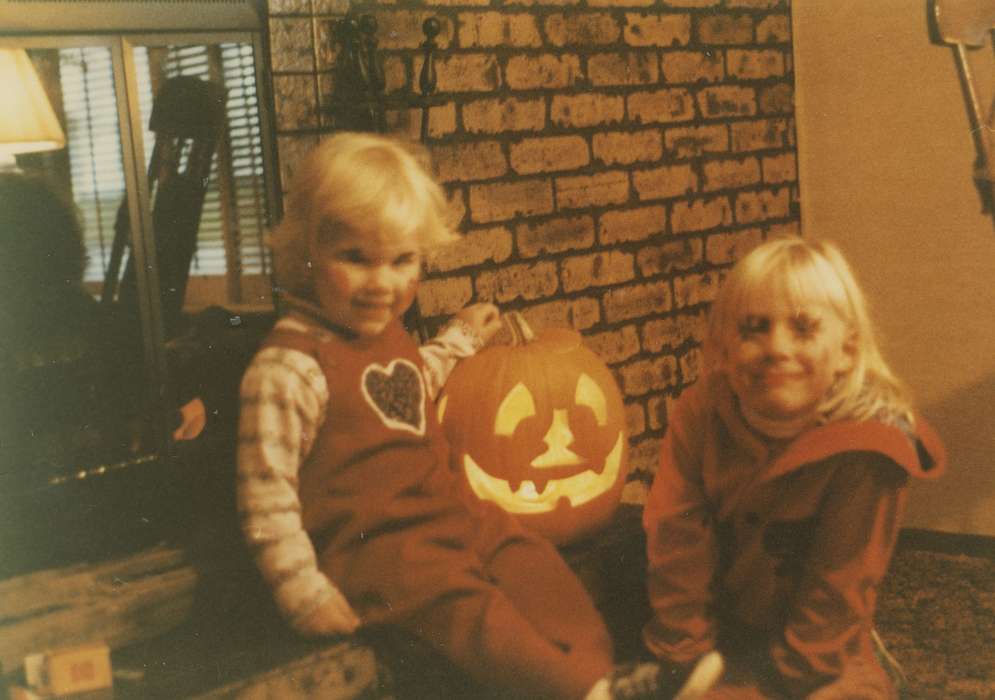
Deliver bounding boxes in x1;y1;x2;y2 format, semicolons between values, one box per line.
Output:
105;75;226;339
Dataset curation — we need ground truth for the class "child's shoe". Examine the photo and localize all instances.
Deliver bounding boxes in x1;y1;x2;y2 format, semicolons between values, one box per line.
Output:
871;629;907;692
606;651;724;700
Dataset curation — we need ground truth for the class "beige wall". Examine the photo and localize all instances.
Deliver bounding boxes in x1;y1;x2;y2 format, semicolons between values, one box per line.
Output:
792;1;995;535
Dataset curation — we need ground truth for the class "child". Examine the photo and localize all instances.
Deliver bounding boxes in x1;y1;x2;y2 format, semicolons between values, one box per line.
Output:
236;132;723;700
642;237;946;699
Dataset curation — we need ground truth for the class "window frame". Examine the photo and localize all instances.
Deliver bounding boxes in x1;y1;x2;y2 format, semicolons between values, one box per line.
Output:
1;26;279;469
58;40;274;304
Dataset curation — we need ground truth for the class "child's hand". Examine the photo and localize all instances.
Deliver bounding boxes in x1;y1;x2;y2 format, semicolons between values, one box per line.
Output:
172;397;207;442
455;303;503;346
294;588;361;637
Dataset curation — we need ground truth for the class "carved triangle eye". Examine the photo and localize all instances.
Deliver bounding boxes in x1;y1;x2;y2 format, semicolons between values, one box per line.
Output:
575;373;608;426
494;382;536;436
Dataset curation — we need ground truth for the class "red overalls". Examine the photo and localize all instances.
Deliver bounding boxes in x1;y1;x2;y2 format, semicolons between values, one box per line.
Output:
262;319;614;700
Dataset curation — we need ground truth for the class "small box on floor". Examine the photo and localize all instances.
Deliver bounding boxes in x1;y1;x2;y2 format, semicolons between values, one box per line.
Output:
21;643;112;697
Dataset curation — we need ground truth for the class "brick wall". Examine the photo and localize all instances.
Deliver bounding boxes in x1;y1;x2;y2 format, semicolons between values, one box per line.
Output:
266;0;801;500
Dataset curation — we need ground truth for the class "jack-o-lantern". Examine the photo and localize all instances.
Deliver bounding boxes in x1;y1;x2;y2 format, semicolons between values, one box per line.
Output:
438;312;629;544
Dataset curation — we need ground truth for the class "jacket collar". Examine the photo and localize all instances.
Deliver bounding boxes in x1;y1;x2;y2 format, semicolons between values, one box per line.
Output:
708;372;946;485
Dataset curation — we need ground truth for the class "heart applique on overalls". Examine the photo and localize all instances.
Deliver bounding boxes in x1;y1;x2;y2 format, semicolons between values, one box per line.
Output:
361;358;426;436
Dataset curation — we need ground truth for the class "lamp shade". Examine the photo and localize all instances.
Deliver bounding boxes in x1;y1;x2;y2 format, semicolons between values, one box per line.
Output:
0;48;66;158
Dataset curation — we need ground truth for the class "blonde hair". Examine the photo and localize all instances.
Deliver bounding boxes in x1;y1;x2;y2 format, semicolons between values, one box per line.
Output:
704;236;913;425
269;132;457;299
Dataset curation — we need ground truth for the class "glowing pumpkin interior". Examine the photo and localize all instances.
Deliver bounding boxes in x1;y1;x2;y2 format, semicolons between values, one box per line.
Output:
438;313;629;544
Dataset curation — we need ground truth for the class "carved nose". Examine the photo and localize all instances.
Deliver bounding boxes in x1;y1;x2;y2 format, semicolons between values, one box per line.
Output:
530;409;583;468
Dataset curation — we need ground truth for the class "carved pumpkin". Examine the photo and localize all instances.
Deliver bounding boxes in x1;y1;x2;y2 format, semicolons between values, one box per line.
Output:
438;312;629;544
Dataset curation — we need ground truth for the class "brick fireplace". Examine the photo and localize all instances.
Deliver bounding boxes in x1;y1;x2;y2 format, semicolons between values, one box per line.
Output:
265;0;801;496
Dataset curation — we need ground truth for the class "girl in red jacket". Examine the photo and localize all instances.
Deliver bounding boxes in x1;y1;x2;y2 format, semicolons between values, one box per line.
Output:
642;237;945;699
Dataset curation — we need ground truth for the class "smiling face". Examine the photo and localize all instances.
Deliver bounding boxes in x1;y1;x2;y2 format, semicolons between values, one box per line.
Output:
724;292;853;422
437;324;630;544
311;221;421;338
456;371;626;515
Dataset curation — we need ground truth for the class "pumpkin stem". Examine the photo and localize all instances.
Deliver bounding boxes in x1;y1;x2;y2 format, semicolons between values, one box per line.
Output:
504;311;536;346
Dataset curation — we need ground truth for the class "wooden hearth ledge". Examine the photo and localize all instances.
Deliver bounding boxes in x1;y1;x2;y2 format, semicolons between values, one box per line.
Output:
0;508;648;698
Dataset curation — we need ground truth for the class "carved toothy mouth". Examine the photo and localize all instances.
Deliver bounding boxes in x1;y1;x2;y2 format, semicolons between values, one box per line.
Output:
462;433;624;514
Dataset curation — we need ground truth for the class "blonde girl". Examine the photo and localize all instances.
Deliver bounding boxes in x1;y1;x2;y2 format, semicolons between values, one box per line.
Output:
239;132;723;700
268;132;456;306
642;236;945;699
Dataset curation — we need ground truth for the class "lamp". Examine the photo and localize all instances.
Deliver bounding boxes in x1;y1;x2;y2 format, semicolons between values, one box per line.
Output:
0;48;66;168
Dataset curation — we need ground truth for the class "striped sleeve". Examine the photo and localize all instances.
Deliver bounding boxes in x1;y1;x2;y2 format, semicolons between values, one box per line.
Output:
418;318;484;399
236;343;339;628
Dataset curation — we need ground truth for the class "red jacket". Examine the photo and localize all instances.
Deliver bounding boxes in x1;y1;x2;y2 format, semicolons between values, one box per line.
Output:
643;374;945;697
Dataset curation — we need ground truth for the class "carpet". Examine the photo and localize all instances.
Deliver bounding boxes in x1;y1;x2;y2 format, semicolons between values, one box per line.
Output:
876;545;995;699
